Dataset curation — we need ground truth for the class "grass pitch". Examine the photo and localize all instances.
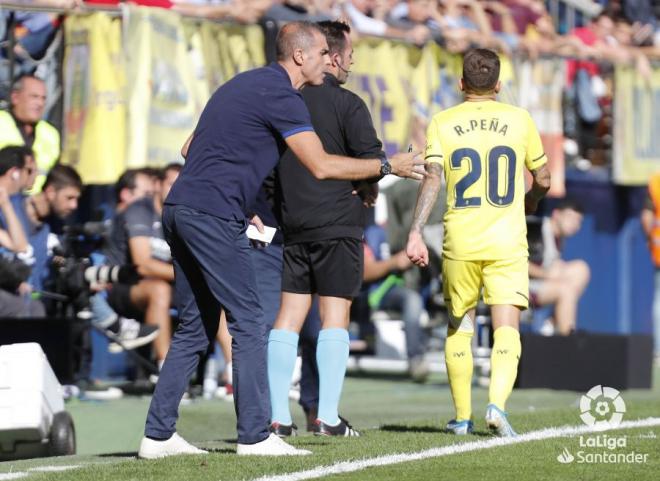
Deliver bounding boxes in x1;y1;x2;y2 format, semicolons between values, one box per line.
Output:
1;369;658;481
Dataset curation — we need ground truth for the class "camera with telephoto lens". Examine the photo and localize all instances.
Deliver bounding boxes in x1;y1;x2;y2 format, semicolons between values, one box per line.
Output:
48;221;138;318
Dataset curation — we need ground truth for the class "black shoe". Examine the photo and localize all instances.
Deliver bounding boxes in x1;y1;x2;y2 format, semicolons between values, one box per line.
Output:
269;422;298;437
313;416;360;437
106;318;159;352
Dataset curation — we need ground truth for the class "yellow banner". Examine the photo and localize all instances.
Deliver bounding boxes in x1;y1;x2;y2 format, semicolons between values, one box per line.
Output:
61;14;126;184
613;65;660;185
125;6;198;169
347;39;413;156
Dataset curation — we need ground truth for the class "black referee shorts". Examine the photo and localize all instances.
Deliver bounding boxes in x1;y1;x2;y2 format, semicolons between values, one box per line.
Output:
282;238;363;298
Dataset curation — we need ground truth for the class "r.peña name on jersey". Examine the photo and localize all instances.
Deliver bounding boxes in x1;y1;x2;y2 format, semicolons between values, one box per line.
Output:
453;118;508;137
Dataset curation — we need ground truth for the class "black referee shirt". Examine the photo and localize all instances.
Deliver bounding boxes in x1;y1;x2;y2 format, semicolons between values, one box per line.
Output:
277;74;385;244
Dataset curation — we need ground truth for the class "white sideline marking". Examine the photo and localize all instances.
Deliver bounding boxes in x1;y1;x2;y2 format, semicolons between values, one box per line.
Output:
29;465;80;472
251;417;660;481
0;474;27;480
0;464;80;480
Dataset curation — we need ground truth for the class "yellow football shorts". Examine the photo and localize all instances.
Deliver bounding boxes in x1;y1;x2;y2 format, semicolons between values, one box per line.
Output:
442;257;529;318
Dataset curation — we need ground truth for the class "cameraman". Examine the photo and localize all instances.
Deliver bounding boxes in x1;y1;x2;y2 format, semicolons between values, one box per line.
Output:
0;146;44;317
104;165;181;368
22;165;83;296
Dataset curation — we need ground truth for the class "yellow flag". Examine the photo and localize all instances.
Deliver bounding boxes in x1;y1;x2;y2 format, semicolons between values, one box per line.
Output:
61;13;126;184
124;6;197;169
613;65;660;185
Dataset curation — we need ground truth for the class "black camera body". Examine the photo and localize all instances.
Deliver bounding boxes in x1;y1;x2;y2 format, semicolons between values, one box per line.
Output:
48;222;137;317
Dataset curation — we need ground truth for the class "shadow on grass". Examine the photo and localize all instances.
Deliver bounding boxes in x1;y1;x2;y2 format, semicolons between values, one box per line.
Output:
380;424;491;437
98;452;138;458
347;372;449;387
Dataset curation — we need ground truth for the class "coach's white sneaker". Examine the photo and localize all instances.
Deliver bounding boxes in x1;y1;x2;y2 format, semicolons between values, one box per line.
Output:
236;433;311;456
138;433;208;459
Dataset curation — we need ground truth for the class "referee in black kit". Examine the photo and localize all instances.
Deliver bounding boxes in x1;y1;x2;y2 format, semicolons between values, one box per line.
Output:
267;21;386;437
137;21;424;459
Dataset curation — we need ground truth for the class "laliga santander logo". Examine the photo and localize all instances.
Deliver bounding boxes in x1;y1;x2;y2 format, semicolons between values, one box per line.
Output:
579;385;626;429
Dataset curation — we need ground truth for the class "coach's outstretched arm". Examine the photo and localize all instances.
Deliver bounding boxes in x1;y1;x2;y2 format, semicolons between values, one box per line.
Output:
524;164;551;214
285;131;425;181
405;162;443;268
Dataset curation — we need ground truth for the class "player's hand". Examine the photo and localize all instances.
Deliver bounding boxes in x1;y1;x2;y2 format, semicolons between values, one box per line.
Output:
389;151;426;181
352;181;379;207
406;230;429;267
524;193;539;215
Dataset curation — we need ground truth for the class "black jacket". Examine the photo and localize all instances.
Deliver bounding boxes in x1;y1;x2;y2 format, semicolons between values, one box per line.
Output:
277;74;385;244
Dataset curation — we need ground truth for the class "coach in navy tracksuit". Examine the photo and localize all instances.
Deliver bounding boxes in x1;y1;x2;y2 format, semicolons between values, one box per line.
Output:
137;21;422;459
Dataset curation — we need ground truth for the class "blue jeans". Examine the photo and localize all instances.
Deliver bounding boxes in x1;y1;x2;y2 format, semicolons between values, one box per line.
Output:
379;285;425;360
145;205;268;444
249;244;283;330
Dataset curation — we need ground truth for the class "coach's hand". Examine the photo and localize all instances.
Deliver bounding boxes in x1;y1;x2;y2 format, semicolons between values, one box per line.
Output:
352;181;379;207
248;214;268;249
390;151;426;181
406;230;429;268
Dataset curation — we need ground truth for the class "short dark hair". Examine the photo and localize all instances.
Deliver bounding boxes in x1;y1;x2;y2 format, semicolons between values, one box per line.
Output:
462;49;500;93
554;198;584;214
42;164;83;192
276;21;324;61
115;168;142;203
162;163;182;178
0;146;31;176
317;20;350;55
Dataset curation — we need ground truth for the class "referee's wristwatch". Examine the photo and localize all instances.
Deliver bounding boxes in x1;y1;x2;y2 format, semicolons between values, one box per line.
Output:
379;156;392;177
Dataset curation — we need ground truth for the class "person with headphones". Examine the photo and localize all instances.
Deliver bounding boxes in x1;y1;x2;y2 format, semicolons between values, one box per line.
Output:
267;20;384;438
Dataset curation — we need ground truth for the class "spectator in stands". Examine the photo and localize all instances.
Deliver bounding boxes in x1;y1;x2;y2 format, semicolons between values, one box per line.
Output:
87;169;160;352
104;165;181;369
0;146;43;317
387;0;444;43
0;1;78;70
363;223;429;382
343;0;431;44
522;6;597;58
0;75;59;192
641;172;660;359
172;0;271;23
262;0;332;22
528;200;590;336
436;0;499;53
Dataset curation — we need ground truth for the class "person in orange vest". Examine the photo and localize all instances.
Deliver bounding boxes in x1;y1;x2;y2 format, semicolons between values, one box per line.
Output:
0;75;60;193
641;172;660;359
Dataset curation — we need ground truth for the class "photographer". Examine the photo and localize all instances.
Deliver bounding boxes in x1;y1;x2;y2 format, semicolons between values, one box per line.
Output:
104;165;181;369
23;165;83;297
0;146;44;317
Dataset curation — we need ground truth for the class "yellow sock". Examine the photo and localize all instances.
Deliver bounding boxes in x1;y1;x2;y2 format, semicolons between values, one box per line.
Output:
489;326;521;411
445;328;473;421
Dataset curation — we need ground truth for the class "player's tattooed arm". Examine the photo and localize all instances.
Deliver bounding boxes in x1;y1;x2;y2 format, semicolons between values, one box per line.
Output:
410;162;443;234
525;163;551;214
407;162;442;267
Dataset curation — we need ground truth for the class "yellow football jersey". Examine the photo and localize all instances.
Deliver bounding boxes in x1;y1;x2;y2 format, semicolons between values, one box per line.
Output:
425;100;547;260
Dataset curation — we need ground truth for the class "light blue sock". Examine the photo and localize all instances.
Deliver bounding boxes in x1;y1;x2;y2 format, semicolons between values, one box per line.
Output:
316;328;350;425
267;329;299;425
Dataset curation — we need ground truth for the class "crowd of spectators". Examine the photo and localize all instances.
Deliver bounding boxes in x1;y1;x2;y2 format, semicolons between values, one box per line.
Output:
0;1;650;387
2;1;659;55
